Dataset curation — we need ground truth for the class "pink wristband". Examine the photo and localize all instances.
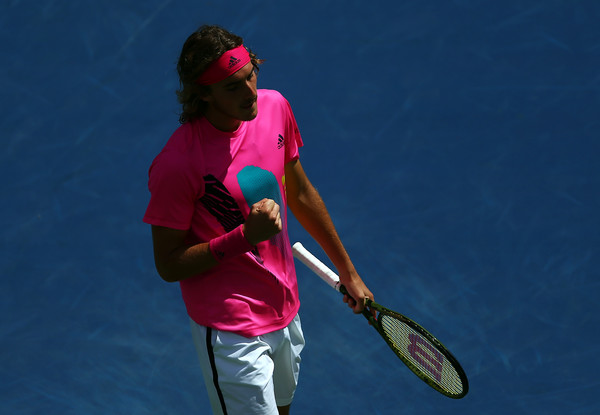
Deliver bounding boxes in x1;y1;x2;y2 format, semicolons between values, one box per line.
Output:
209;225;255;262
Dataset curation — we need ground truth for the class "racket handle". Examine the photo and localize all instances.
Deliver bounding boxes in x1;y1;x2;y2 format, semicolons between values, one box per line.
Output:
293;242;377;324
292;242;341;291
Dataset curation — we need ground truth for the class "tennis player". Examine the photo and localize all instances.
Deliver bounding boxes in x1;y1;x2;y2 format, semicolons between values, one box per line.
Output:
143;25;374;415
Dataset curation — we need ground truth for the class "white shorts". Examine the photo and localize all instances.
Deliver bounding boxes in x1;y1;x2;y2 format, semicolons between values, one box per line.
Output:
190;314;305;415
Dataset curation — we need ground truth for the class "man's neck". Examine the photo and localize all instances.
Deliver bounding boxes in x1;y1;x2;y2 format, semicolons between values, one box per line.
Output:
203;109;242;132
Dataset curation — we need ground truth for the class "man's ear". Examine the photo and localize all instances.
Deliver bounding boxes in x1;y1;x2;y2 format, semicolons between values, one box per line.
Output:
198;86;213;103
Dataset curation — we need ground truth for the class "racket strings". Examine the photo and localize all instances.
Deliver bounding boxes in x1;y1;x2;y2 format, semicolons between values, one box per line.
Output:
379;314;465;396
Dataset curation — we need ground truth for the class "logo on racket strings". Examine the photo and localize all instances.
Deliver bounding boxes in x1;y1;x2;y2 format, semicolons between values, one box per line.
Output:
408;334;444;382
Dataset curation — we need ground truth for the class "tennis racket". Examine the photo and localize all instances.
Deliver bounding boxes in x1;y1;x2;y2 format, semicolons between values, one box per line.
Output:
292;242;469;399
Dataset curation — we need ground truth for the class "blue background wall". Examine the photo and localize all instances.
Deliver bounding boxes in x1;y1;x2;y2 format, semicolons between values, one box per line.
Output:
1;1;598;414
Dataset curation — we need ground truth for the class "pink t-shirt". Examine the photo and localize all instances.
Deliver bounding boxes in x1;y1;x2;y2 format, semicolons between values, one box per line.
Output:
143;89;303;337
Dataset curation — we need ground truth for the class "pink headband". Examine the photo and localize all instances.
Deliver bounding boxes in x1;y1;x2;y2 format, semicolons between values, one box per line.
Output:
196;45;251;85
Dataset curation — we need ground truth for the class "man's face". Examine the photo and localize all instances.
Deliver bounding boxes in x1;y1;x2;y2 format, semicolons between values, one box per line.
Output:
202;62;258;132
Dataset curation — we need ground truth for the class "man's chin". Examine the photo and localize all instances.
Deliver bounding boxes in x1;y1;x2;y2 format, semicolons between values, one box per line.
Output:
242;109;258;121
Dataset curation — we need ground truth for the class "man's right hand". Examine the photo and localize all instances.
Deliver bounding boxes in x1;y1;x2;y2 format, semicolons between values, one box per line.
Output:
243;198;283;245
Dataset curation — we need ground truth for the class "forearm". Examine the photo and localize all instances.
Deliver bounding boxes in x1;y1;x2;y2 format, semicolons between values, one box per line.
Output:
153;238;218;283
151;198;279;283
288;184;356;281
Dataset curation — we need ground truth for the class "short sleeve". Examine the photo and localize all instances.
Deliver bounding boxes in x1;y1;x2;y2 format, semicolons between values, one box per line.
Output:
283;98;303;163
143;149;203;230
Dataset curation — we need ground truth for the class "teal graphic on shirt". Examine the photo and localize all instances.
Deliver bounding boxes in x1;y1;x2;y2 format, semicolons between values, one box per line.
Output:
237;165;286;268
237;165;283;212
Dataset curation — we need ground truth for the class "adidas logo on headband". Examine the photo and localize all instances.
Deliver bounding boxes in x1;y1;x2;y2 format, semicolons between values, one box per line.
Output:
228;56;241;69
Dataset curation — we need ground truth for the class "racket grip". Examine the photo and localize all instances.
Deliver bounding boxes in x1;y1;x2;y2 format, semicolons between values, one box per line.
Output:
292;242;341;291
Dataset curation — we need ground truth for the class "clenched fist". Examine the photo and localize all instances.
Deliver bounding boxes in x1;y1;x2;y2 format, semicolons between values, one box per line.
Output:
242;198;283;245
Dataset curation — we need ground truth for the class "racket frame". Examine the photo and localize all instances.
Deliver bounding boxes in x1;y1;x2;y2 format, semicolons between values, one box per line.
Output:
292;242;469;399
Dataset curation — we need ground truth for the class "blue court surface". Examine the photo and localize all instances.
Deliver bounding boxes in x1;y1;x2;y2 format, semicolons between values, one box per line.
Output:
1;1;599;414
